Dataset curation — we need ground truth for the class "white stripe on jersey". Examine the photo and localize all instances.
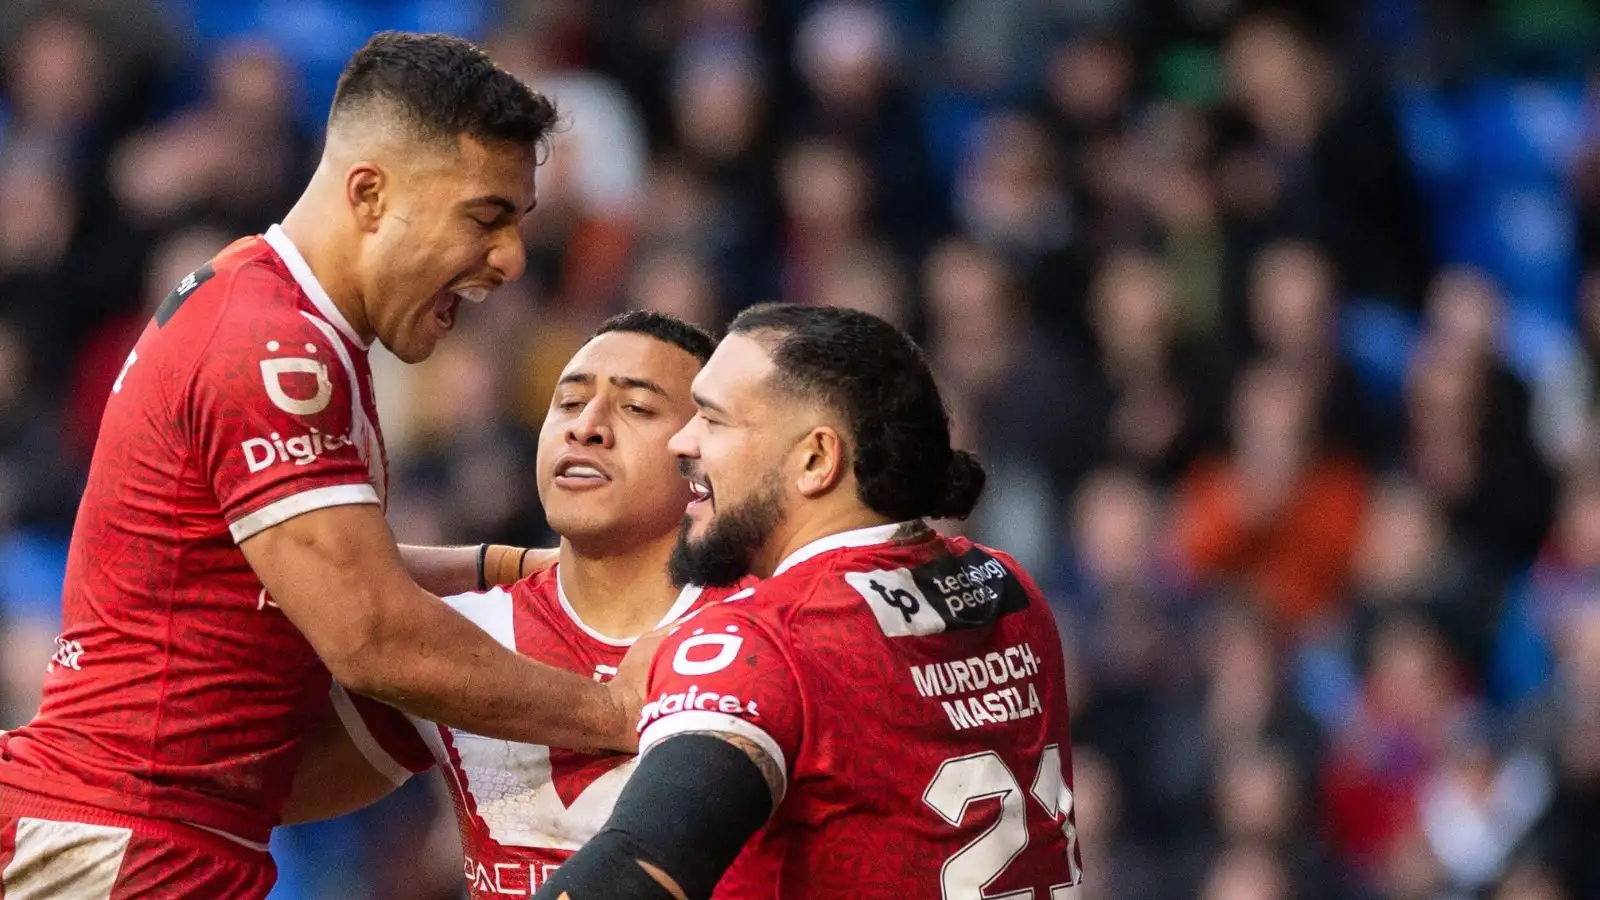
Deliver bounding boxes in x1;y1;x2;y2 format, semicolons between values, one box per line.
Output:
329;683;415;787
638;710;789;802
228;483;379;543
554;573;703;647
299;312;384;503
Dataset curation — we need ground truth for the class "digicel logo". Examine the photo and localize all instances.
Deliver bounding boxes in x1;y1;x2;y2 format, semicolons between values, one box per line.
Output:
240;429;352;473
636;685;761;732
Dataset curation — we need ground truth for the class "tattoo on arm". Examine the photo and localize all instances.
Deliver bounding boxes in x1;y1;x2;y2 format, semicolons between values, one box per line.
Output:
680;731;784;805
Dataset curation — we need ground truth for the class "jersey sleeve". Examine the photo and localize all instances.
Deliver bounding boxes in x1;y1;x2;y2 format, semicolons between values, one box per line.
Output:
636;595;804;801
328;683;436;785
187;275;378;543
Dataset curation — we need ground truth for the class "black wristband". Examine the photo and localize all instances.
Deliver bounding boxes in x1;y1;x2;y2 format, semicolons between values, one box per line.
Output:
475;543;490;592
517;546;532;580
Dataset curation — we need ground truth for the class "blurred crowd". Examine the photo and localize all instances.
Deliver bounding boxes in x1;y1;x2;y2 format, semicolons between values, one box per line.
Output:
4;0;1600;897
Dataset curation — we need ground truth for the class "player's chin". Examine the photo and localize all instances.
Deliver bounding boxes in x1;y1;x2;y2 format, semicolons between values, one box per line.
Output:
391;322;446;364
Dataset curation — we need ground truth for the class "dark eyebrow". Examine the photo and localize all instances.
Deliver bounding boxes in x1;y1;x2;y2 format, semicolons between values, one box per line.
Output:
465;195;537;216
558;373;669;398
612;376;669;398
692;391;730;417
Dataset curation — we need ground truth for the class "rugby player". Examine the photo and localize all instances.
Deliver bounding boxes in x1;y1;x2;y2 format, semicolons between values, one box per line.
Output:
0;32;646;898
536;304;1084;900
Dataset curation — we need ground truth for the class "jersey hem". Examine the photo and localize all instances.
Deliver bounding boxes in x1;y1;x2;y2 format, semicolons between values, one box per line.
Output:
0;774;273;849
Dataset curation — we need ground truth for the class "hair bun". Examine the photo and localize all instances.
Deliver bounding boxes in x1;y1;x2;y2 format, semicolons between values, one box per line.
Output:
932;450;986;520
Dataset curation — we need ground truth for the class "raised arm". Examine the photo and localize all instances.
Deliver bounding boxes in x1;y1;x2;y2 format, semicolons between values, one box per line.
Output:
243;503;635;750
398;543;559;596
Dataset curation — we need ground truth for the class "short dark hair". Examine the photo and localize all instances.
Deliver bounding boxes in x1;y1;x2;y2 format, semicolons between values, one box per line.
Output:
729;303;985;520
330;31;559;152
591;310;716;364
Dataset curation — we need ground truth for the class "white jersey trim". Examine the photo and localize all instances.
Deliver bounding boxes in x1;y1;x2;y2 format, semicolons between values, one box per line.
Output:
190;823;272;853
301;312;384;504
329;683;416;787
228;483;379;543
774;521;916;576
554;566;705;647
638;711;788;803
264;225;369;349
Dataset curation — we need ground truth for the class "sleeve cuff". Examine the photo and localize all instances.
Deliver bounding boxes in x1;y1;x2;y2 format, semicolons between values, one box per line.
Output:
638;711;788;803
229;483;380;543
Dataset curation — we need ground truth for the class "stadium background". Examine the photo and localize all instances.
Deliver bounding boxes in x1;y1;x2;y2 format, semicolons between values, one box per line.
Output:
2;0;1600;897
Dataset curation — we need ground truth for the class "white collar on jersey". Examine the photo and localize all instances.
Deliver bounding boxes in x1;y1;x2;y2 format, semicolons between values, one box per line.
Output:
263;224;371;350
553;563;705;647
773;521;918;576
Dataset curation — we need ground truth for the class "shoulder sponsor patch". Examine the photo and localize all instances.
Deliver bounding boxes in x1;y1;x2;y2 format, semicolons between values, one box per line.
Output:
845;548;1029;637
155;261;216;327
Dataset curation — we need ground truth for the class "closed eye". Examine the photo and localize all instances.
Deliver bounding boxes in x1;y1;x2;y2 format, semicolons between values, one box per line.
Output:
556;400;584;412
624;404;656;417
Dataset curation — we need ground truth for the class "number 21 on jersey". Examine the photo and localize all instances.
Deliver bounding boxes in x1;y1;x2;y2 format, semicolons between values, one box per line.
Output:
923;745;1081;899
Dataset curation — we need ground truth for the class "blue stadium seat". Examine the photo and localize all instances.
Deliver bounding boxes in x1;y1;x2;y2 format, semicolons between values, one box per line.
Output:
1339;298;1419;411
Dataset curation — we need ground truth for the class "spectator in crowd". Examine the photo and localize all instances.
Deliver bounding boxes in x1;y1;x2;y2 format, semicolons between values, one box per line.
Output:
1173;362;1369;637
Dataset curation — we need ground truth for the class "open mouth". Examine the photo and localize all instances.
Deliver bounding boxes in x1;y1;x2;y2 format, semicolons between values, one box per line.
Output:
554;456;611;487
433;285;490;332
687;472;713;508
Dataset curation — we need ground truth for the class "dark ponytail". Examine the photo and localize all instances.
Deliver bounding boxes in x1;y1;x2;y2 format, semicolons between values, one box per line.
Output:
931;449;986;521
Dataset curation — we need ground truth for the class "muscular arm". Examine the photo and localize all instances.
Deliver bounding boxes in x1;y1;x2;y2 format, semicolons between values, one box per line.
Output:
398;544;559;596
241;503;635;751
534;732;782;900
280;704;400;824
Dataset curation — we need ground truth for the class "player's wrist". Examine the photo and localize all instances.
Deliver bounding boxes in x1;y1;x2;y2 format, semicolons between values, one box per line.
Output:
479;544;530;588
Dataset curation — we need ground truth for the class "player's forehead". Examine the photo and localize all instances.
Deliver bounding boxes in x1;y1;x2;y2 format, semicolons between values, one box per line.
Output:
559;331;700;399
692;333;775;416
440;134;539;209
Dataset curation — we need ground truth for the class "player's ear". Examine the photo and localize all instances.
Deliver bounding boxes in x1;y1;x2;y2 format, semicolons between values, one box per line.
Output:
794;426;846;499
346;163;387;232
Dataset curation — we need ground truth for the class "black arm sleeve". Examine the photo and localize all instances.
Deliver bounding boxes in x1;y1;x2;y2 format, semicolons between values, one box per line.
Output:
533;733;776;900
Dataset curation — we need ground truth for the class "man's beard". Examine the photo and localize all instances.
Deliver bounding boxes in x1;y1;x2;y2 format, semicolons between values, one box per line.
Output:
669;476;784;588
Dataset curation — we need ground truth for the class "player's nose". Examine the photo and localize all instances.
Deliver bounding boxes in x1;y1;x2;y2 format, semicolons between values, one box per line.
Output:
667;418;697;458
487;229;526;284
566;403;613;448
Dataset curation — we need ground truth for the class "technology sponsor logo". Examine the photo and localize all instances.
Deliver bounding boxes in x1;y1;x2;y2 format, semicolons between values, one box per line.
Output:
847;548;1027;638
240;428;352;473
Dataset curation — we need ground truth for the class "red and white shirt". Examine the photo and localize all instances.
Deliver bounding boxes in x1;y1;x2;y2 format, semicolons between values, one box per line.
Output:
0;226;386;846
639;523;1084;899
337;565;742;898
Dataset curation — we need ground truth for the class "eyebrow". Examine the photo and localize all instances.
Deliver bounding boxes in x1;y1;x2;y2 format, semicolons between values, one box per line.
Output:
692;391;731;417
465;194;537;216
557;373;671;398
